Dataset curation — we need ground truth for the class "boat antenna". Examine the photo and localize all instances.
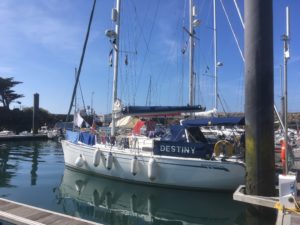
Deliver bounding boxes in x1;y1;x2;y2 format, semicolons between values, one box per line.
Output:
283;6;290;174
66;0;97;122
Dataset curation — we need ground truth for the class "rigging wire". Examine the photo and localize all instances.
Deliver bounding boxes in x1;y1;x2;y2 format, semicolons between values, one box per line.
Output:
222;92;231;112
217;93;227;115
220;0;245;62
127;0;139;106
233;0;244;29
78;80;86;112
124;0;136;105
130;0;151;51
155;9;183;106
133;0;161;104
145;75;152;106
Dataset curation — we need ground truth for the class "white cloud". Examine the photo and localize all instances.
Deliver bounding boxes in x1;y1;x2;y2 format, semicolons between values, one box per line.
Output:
0;1;85;54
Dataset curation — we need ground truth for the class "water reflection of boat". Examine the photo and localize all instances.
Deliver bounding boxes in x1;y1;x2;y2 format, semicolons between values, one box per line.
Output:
58;168;245;225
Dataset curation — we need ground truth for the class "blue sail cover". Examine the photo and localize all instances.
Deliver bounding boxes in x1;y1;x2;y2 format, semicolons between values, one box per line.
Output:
121;105;206;116
181;117;245;127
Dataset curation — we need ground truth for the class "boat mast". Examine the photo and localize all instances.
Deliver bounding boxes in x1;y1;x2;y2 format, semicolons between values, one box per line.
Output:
66;0;97;122
213;0;218;110
283;6;290;174
111;0;121;137
188;0;195;106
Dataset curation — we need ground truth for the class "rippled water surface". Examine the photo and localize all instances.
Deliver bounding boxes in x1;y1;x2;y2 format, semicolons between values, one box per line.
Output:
0;141;275;225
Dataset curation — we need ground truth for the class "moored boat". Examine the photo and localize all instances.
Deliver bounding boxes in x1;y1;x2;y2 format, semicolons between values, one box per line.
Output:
62;116;245;191
61;0;245;191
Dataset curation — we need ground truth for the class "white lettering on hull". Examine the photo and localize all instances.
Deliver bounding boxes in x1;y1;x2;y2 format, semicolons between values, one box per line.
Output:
160;145;196;155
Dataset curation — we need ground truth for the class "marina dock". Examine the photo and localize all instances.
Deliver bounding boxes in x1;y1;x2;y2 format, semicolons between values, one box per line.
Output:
0;198;102;225
234;147;300;225
275;147;300;225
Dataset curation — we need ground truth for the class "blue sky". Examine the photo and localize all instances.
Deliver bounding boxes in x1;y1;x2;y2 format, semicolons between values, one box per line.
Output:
0;0;299;114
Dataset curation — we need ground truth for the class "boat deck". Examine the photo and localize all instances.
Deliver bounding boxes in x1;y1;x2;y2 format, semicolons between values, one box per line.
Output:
0;198;102;225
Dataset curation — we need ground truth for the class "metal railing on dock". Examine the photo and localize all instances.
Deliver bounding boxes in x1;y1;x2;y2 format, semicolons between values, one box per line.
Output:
0;198;102;225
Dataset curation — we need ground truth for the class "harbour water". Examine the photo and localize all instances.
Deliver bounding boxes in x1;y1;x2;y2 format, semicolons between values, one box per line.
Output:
0;140;274;225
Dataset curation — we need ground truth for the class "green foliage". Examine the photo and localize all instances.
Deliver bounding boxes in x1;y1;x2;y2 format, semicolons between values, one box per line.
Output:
0;77;24;109
0;107;67;133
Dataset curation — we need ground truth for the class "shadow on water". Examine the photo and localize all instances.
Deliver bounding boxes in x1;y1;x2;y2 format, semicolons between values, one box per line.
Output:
56;168;247;225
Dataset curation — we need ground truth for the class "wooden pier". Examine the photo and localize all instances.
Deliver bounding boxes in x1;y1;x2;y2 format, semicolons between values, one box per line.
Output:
0;198;102;225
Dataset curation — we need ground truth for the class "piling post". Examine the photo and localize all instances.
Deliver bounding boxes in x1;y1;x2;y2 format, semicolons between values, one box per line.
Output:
32;93;39;134
244;0;275;198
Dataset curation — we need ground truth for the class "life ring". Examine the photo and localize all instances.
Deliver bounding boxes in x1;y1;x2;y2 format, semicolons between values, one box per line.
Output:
214;140;234;157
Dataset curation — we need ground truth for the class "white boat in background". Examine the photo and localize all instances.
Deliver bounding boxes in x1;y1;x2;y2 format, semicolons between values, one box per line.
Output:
61;0;245;191
0;130;15;136
38;125;61;139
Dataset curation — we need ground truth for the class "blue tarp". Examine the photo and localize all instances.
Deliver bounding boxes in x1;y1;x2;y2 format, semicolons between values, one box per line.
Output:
78;131;96;145
65;130;79;143
181;117;245;127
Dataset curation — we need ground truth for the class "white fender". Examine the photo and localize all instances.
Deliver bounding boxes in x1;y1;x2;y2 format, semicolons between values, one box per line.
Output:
130;195;137;212
148;158;157;181
93;149;101;167
75;180;85;193
105;192;112;209
130;156;139;176
106;152;113;170
92;190;100;206
147;196;153;216
75;155;84;167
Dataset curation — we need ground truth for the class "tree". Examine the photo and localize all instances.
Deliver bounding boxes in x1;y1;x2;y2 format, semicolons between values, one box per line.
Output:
0;77;24;110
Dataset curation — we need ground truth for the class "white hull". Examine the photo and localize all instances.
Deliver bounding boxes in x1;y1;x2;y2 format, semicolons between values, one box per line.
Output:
61;140;245;191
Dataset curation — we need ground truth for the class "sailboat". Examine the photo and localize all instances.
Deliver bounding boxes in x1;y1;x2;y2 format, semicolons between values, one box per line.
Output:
61;0;245;191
